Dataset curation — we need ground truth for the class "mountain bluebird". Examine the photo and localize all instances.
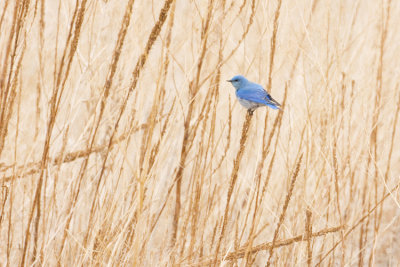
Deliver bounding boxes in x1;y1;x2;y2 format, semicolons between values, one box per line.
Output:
227;75;281;115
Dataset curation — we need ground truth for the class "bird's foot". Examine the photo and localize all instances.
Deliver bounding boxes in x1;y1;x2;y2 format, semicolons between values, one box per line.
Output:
247;109;254;116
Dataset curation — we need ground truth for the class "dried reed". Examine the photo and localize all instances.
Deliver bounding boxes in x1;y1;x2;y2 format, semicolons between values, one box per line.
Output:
0;1;399;266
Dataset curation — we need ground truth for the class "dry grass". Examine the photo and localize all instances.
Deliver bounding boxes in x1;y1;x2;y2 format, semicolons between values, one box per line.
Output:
1;0;400;266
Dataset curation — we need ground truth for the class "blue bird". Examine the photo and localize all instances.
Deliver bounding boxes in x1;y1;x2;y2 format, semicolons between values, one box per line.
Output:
227;75;281;115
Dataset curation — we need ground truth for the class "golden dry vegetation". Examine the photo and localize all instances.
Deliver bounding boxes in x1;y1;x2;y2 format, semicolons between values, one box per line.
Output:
0;0;400;266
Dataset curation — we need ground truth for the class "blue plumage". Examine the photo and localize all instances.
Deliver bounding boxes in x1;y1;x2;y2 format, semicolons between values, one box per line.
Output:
227;75;281;113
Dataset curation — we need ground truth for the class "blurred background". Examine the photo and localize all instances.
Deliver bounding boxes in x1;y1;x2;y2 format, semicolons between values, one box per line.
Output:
0;0;399;265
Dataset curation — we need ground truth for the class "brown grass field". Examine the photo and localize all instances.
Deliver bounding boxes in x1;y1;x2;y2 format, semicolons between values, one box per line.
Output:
1;0;400;266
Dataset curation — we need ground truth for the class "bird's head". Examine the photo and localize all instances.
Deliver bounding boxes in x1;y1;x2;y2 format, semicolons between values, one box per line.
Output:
227;75;248;90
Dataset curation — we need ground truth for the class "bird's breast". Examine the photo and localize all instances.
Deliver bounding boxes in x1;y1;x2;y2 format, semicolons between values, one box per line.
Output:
237;98;262;109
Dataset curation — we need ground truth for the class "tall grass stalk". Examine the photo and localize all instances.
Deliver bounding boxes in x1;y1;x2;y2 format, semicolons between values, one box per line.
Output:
0;1;399;265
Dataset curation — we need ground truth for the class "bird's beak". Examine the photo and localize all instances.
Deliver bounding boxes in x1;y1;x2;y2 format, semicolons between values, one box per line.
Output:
227;80;232;82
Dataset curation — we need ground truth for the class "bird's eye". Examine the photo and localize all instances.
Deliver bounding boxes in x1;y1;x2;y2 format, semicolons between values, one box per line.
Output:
234;79;238;82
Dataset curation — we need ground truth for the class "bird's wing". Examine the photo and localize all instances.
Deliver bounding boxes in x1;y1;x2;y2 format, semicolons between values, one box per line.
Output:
236;84;281;108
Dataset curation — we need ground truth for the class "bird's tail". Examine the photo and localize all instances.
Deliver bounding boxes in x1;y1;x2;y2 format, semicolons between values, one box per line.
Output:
266;103;281;110
265;94;281;110
268;97;281;107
